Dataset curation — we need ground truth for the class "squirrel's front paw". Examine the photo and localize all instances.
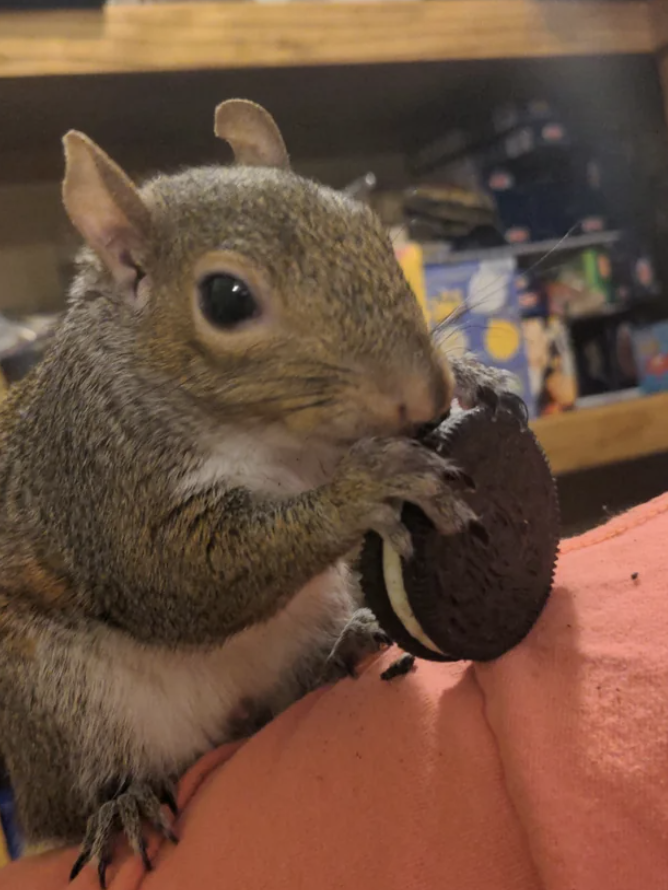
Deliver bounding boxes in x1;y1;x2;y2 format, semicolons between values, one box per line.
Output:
318;608;391;683
449;354;528;427
70;780;178;888
338;437;477;548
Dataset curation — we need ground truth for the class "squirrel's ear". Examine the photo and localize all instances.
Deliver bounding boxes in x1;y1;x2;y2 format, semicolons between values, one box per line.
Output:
62;131;151;290
214;99;290;169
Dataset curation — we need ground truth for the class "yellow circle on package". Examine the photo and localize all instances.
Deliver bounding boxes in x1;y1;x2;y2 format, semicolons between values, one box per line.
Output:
485;319;521;361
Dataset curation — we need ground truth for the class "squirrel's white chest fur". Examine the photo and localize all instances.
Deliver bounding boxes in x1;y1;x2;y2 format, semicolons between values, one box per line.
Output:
66;564;352;779
177;424;340;497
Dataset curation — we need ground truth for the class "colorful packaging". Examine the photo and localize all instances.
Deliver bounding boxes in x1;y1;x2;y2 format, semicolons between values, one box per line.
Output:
515;269;548;318
521;316;578;416
394;240;429;320
422;256;535;416
543;247;613;318
632;321;668;394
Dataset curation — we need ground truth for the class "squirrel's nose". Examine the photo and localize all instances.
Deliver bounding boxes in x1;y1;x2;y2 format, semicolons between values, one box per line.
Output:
398;362;453;430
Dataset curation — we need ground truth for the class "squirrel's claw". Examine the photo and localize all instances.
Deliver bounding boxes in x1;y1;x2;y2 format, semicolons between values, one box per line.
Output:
69;781;177;887
448;354;528;428
69;849;90;884
476;385;529;427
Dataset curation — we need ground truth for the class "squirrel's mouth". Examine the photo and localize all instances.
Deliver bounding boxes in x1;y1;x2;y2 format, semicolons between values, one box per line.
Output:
413;407;452;441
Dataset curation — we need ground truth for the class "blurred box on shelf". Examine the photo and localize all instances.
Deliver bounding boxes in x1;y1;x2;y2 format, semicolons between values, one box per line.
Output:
401;183;501;250
632;321;668;395
403;184;496;229
542;247;613;318
410;99;564;176
521;316;578;416
609;239;659;304
516;238;657;321
395;242;583;418
515;248;611;320
394;240;429;321
486;170;533;245
480;116;572;173
420;255;536;416
485;159;608;245
515;268;548;318
394;228;660;416
569;312;638;397
410;99;629;246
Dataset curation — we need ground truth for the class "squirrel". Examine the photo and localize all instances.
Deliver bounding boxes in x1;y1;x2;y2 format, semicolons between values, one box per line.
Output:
0;99;519;885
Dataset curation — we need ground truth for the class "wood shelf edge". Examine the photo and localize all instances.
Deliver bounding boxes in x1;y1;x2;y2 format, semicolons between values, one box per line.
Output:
532;392;668;475
0;0;655;80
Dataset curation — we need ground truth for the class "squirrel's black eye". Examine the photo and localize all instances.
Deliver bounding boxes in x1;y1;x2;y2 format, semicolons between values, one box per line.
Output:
198;273;259;329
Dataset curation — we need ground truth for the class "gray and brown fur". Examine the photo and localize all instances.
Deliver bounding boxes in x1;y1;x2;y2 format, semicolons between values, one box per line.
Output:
0;100;511;880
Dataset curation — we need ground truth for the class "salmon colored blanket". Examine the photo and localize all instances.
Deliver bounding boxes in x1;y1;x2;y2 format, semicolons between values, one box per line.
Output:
3;494;668;890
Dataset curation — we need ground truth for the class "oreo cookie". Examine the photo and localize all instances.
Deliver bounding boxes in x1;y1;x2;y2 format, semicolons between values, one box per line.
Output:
360;406;559;662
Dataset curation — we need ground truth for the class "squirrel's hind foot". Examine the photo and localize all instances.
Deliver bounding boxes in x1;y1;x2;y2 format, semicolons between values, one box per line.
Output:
318;607;391;683
70;780;178;888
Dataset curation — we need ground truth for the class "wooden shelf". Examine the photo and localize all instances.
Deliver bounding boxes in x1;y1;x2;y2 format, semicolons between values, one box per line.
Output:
532;392;668;475
0;1;654;80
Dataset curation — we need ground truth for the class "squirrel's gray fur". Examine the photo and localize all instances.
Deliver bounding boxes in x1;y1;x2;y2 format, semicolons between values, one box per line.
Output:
0;100;510;881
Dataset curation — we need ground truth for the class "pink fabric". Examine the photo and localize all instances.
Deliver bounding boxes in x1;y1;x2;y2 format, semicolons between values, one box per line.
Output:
4;494;668;890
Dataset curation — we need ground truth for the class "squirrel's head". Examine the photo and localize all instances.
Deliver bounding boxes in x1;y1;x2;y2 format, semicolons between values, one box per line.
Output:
62;100;452;443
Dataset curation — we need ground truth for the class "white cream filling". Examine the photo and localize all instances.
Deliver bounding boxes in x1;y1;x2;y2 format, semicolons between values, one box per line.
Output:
382;543;445;656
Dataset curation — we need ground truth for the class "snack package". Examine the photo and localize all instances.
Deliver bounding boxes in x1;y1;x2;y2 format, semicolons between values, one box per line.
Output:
521;316;578;416
543;248;613;318
422;256;535;416
632;321;668;394
394;240;429;321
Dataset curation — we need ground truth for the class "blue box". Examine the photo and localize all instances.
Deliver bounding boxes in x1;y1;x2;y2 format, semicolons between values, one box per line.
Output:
423;256;536;416
632;322;668;394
